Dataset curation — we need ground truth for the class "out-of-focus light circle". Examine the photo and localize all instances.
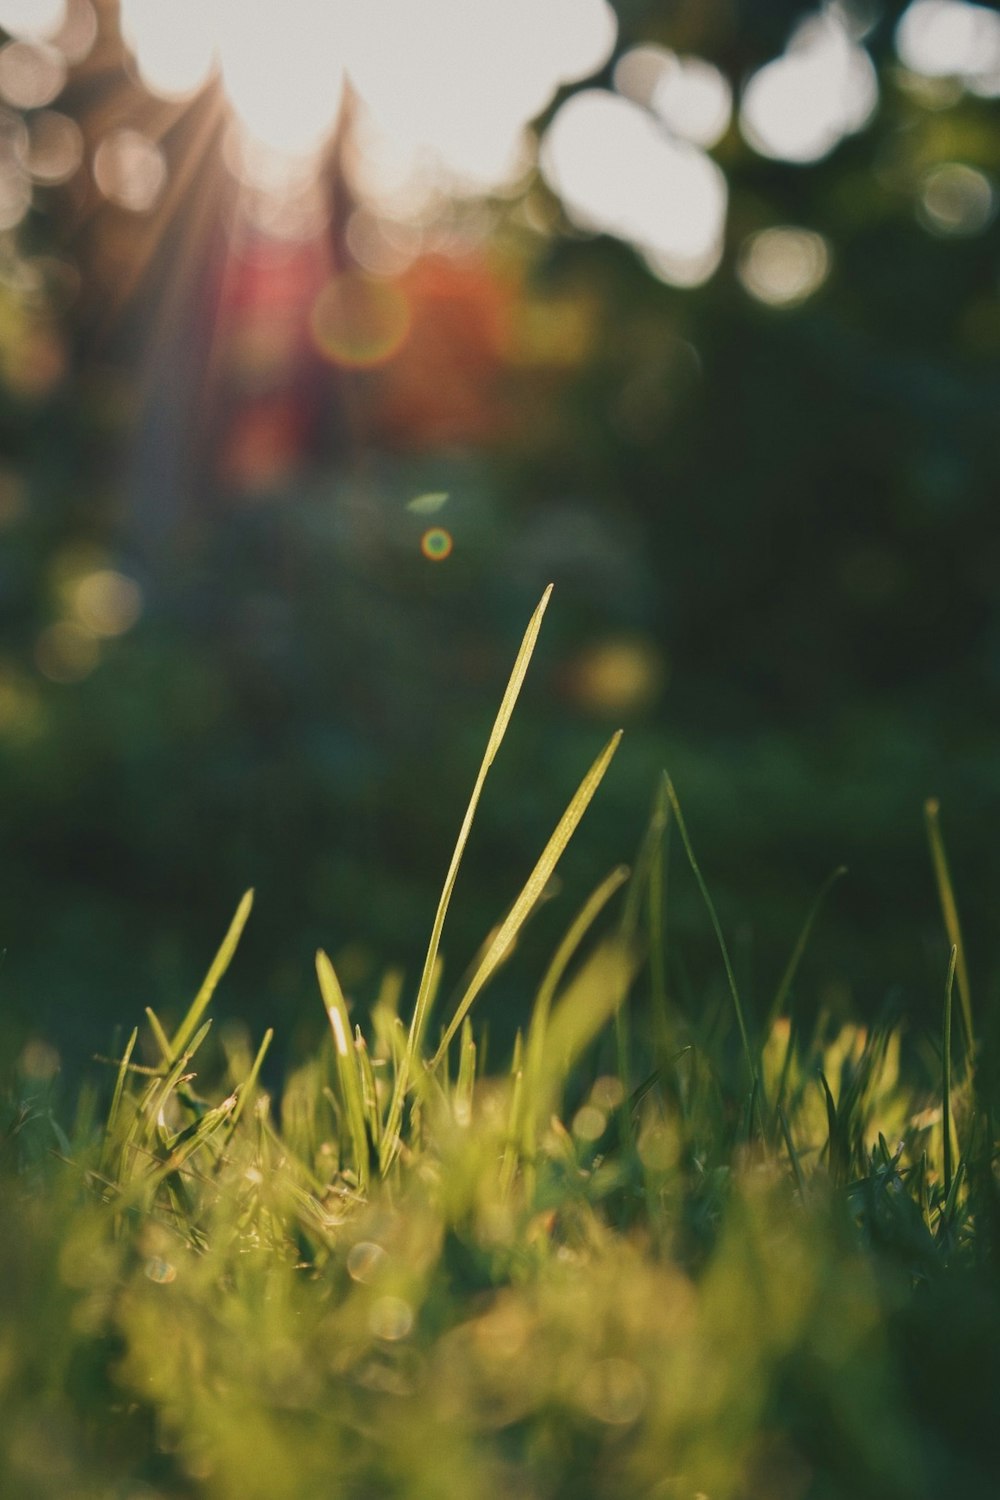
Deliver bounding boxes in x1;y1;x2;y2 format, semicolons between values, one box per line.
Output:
740;12;878;163
738;226;832;306
52;0;96;65
613;44;673;108
19;109;82;184
35;621;97;683
72;569;143;636
895;0;1000;92
346;207;422;277
0;0;65;40
541;89;727;288
420;527;453;562
0;39;66;108
569;636;665;716
0;159;30;228
216;0;345;155
93;128;166;212
545;0;618;82
651;54;732;149
919;162;996;235
119;0;216;101
310;271;411;367
346;0;616;202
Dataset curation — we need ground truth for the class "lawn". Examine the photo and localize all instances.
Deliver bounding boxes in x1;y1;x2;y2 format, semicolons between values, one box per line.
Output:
3;595;997;1500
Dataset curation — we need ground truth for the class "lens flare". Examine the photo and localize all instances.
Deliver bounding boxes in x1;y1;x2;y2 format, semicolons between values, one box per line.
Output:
420;527;453;562
310;272;411;368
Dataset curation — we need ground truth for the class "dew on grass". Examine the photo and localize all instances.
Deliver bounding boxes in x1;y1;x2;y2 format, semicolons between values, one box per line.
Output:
347;1240;386;1283
144;1257;177;1285
369;1295;414;1341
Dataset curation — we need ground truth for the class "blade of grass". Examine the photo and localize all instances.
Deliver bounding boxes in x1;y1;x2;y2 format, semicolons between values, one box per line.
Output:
101;1026;138;1173
766;865;847;1030
925;800;973;1060
665;776;762;1112
431;729;623;1068
942;944;957;1199
169;890;254;1062
144;1008;172;1064
317;950;370;1192
522;864;629;1163
381;587;553;1165
226;1027;273;1138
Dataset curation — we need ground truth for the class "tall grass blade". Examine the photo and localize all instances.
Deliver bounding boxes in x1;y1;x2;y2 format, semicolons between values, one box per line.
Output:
226;1027;273;1137
925;800;973;1060
103;1026;137;1152
665;776;760;1105
431;729;623;1068
522;864;629;1161
317;949;371;1192
766;865;847;1029
381;587;553;1163
942;944;957;1199
169;890;254;1061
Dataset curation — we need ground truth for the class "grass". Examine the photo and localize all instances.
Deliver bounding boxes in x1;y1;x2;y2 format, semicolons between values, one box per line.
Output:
3;592;999;1500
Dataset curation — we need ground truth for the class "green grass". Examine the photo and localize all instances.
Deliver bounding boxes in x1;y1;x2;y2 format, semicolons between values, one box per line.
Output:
3;594;999;1500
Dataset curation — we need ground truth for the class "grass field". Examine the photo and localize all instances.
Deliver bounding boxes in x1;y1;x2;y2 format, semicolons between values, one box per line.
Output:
3;593;997;1500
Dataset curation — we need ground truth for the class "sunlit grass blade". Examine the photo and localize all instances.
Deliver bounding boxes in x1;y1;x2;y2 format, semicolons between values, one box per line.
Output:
101;1025;138;1171
144;1007;171;1063
942;944;957;1199
431;729;623;1068
381;587;553;1166
925;799;973;1061
766;864;847;1030
226;1027;273;1137
539;938;636;1096
169;890;254;1062
520;864;629;1164
665;776;761;1111
316;949;370;1192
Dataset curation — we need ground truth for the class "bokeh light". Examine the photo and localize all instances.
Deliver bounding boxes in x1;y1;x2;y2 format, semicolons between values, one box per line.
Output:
216;0;345;156
71;569;143;637
19;109;82;185
740;11;878;164
895;1;1000;95
0;0;66;41
0;39;66;110
650;53;732;149
541;90;727;287
345;0;616;201
738;226;833;307
919;162;996;235
119;0;217;102
93;128;166;213
34;620;97;683
569;636;665;716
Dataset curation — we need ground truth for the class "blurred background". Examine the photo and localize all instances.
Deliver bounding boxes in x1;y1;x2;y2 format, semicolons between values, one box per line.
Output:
0;0;998;1063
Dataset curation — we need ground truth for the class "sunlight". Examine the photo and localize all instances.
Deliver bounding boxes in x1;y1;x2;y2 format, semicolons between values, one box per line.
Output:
215;0;346;157
345;0;617;198
740;10;878;163
895;0;1000;94
0;0;66;40
119;0;216;102
541;90;727;287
